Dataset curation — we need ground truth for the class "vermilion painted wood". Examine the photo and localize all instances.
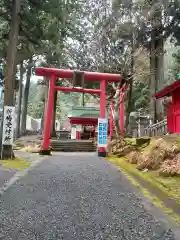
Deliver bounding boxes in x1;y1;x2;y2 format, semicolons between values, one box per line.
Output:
42;74;56;150
120;100;124;137
155;80;180;99
36;67;121;82
155;80;180;134
119;83;128;137
166;102;174;133
100;80;106;118
171;89;180;133
55;86;101;94
69;117;98;125
76;131;81;139
110;101;114;138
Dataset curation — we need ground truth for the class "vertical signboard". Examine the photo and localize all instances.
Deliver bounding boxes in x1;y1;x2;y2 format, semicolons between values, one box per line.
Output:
98;118;108;147
71;125;77;140
2;106;15;145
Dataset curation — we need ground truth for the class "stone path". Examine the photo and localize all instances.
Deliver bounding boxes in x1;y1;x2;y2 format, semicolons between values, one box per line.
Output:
0;165;16;189
0;153;179;239
0;151;42;190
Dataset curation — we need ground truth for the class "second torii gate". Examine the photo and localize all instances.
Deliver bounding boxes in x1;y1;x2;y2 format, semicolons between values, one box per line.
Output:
35;67;122;156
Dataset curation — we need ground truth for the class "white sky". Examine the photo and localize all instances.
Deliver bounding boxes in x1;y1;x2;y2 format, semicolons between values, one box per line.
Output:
30;75;43;83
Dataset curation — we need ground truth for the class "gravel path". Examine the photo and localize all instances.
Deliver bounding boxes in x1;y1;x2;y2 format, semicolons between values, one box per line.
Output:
0;153;179;240
0;166;16;188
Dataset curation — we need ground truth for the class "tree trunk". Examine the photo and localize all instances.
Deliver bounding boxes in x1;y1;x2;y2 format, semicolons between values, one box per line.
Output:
1;0;21;159
16;61;24;138
125;8;135;133
51;90;57;138
21;58;32;135
155;36;164;121
149;4;164;122
149;28;156;123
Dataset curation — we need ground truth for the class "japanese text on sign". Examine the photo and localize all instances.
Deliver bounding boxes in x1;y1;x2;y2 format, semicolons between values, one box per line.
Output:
2;106;15;145
98;118;108;147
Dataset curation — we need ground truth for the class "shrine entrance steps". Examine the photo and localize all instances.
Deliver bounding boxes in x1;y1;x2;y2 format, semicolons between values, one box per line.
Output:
51;140;97;152
56;131;70;139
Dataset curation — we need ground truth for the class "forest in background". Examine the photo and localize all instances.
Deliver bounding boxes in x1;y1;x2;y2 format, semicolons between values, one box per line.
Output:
27;82;98;121
27;38;179;121
1;0;180;136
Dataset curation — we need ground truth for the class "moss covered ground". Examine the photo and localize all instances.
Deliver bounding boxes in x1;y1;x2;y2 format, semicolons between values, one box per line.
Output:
20;145;40;153
108;156;180;224
0;158;32;170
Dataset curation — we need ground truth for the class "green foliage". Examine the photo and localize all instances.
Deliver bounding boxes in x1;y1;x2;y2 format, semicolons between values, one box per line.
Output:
27;83;44;118
124;81;150;112
172;49;180;77
2;0;180;121
0;0;82;62
27;82;98;120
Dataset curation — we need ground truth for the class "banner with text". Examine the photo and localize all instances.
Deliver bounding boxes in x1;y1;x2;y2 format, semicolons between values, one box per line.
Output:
98;118;108;147
2;106;15;145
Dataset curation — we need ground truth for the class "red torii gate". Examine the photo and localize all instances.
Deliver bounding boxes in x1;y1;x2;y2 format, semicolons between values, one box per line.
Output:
35;67;121;156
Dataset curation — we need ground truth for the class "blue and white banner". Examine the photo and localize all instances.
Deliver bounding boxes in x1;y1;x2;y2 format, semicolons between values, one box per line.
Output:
98;118;108;147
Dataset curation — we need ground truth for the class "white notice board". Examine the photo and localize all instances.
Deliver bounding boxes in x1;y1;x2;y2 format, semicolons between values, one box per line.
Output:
2;106;15;145
71;126;77;139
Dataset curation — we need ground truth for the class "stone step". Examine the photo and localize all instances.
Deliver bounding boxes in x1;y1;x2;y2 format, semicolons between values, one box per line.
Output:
51;147;96;152
51;140;97;152
57;131;70;139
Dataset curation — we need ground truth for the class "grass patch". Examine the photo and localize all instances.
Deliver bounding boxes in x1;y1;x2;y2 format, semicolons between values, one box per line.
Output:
20;145;40;153
0;158;32;170
152;175;180;203
108;157;180;224
15;142;25;148
108;156;180;204
124;138;136;145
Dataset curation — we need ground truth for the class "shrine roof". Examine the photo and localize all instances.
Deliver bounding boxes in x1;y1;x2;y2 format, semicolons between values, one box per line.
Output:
155;80;180;99
69;117;98;125
68;107;108;119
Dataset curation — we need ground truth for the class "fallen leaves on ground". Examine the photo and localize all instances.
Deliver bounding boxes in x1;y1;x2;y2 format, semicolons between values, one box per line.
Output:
110;136;180;176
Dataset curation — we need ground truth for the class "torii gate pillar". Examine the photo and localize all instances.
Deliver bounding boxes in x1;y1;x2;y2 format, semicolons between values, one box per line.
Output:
98;79;107;157
40;74;55;155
